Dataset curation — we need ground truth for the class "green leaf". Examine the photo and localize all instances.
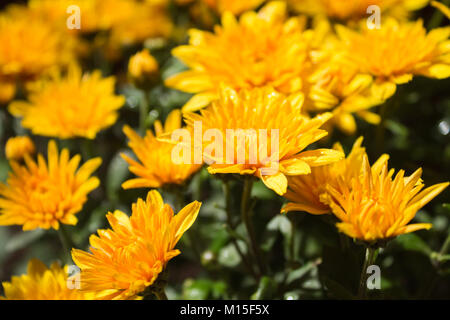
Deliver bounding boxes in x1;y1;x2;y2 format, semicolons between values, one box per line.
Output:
286;258;321;285
181;279;212;300
106;150;132;202
218;242;244;268
5;229;45;253
323;277;356;300
251;276;276;300
394;233;432;256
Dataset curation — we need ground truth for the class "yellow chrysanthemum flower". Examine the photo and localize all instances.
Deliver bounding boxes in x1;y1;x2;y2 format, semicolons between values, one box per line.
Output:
325;154;449;242
9;64;125;139
336;18;450;97
282;137;366;215
122;110;202;189
1;259;94;300
0;140;102;231
166;1;310;112
182;86;344;195
5;136;36;161
72;190;202;300
288;0;429;22
308;58;382;135
0;8;76;103
203;0;265;15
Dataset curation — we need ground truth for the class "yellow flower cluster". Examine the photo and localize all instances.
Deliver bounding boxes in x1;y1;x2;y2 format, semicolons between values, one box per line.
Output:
167;1;450;134
1;0;449;301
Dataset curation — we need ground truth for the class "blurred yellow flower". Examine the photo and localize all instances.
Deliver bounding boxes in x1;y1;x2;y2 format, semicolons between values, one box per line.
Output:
5;136;36;161
122;110;202;189
336;19;450;97
0;80;16;103
72;190;201;300
128;49;160;87
282;137;366;215
104;0;173;49
325;154;449;242
183;86;344;195
288;0;429;22
0;8;76;103
26;0;100;33
166;1;309;112
203;0;265;15
1;259;94;300
0;140;101;231
9;64;125;139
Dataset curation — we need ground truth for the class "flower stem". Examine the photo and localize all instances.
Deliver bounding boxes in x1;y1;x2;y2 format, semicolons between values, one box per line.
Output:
173;186;201;261
241;177;266;277
439;234;450;257
154;289;168;300
357;246;378;299
222;180;258;280
58;225;75;263
139;90;150;135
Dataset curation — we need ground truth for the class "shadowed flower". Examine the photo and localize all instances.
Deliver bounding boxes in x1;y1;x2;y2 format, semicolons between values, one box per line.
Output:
336;18;450;98
182;86;344;195
1;259;94;300
324;154;449;242
71;190;201;300
128;49;160;88
9;64;125;139
122;109;202;189
282;137;366;215
5;136;36;161
307;58;382;134
166;1;310;112
0;140;102;230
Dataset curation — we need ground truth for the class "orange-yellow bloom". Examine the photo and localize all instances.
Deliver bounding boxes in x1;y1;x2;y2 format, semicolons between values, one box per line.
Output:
336;18;450;98
282;137;366;215
325;155;449;242
0;140;102;230
182;86;344;195
5;136;36;161
0;7;76;103
1;259;94;300
128;49;159;80
122;110;202;189
9;64;125;139
128;49;160;88
72;190;201;300
166;1;310;112
307;58;382;134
